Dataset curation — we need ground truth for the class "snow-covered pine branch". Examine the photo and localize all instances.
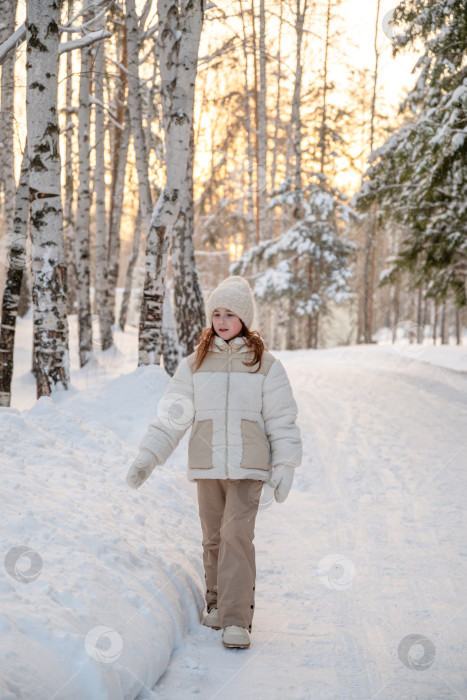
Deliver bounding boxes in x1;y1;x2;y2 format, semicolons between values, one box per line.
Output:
232;178;358;348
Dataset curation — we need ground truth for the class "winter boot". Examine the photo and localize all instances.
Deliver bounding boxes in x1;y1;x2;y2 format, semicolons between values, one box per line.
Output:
203;608;220;629
222;625;250;648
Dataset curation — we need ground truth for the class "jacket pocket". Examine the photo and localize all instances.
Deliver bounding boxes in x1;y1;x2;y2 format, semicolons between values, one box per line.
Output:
240;419;270;470
188;419;214;469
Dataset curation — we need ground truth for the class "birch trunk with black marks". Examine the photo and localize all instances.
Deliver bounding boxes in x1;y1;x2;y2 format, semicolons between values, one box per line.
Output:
250;0;260;243
319;0;331;176
17;265;31;318
362;0;380;344
270;0;282;197
1;2;31;320
285;2;308;346
0;0;17;240
63;0;77;314
162;289;179;376
238;0;255;235
138;0;203;366
292;0;307;194
171;130;205;357
26;0;70;398
0;149;29;406
125;0;153;228
256;0;267;240
284;0;307;223
106;21;128;328
74;2;93;367
93;30;113;351
107;114;129;327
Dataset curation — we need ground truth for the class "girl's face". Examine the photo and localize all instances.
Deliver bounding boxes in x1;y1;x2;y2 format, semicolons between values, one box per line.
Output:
212;307;243;341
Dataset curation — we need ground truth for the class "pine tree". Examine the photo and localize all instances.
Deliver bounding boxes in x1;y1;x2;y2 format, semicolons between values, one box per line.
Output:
355;0;467;307
234;179;357;348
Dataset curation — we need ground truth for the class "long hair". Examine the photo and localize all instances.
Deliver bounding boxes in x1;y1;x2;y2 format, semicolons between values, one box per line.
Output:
192;323;264;373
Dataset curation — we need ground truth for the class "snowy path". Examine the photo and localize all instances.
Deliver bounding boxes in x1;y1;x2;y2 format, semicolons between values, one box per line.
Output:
2;323;467;699
150;346;467;700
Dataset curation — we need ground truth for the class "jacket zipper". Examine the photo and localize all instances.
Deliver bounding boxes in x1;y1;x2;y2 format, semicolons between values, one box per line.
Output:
224;344;233;477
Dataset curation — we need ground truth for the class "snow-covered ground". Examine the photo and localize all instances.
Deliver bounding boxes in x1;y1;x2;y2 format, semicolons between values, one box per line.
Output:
1;316;467;699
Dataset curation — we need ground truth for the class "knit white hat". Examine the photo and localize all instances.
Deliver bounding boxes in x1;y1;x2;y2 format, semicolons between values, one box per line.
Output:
206;276;256;329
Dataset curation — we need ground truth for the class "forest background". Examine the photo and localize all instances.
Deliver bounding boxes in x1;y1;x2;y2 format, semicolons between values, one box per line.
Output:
0;0;466;405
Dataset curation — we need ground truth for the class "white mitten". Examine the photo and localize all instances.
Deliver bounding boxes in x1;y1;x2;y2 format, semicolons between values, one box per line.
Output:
126;450;157;489
269;465;295;503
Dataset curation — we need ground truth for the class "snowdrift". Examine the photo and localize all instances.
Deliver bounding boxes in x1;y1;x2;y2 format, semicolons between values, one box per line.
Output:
1;365;205;700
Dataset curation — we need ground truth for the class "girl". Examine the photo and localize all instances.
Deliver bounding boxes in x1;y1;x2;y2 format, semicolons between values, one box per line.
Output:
127;276;302;649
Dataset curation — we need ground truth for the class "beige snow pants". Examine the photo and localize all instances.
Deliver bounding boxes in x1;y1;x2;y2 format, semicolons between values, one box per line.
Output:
196;478;263;631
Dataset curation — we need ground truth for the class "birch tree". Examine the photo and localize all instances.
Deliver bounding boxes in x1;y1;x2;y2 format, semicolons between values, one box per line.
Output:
138;0;204;366
93;19;113;351
270;0;283;198
162;289;179;375
0;0;17;240
0;149;29;407
238;0;255;235
63;0;77;314
74;0;94;367
26;0;69;397
106;18;128;330
171;131;206;357
256;0;267;241
279;0;308;231
291;0;307;195
361;0;381;343
125;0;153;229
248;0;268;243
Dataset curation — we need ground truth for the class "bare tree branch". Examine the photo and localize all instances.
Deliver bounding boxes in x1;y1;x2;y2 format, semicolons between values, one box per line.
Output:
0;24;25;65
59;29;111;53
0;0;114;64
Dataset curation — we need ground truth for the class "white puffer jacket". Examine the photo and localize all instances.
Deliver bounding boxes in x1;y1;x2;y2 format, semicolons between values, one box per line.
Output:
136;335;302;484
